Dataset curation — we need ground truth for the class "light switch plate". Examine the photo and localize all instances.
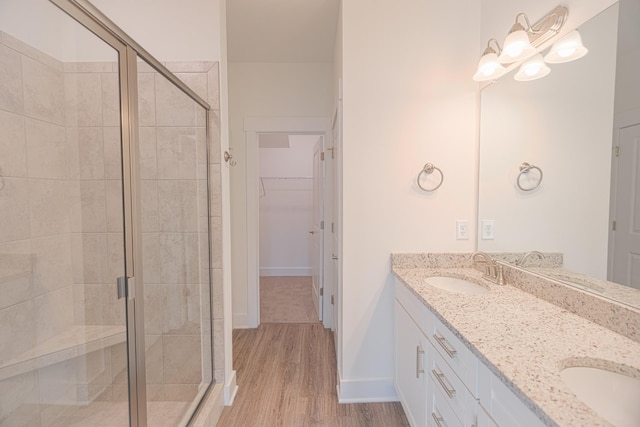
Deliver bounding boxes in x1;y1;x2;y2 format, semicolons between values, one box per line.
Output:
481;220;495;240
456;220;469;240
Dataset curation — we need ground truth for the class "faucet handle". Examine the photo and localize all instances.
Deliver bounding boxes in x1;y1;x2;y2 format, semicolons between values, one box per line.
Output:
495;265;506;285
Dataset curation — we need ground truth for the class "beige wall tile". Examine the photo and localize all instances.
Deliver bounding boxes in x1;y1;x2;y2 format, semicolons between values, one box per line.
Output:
64;72;102;127
72;233;107;284
0;240;33;310
156;127;197;180
34;286;74;345
208;164;222;217
103;127;123;180
110;342;128;385
0;110;27;177
101;72;120;127
106;233;125;282
158;180;198;232
211;268;223;320
161;384;199;401
0;178;31;242
105;180;124;233
176;72;208;101
140;180;159;233
137;72;156;126
0;299;35;364
144;334;163;384
81;283;125;326
28;179;73;238
31;234;72;297
22;56;64;125
0;44;25;115
139;127;157;180
80;181;107;232
37;357;77;404
209;110;221;164
155;75;197;127
207;63;220;110
80;348;112;387
159;233;199;284
63;62;113;73
209;217;222;269
213;318;224;375
144;284;164;335
142;233;161;284
75;127;105;180
25;118;70;180
162;335;202;384
163;284;202;335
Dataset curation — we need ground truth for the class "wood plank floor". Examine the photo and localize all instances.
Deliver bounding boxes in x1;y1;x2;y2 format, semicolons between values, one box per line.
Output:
216;323;410;427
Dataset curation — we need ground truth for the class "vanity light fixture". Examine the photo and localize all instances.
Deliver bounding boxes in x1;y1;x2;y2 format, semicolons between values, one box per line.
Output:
514;54;551;81
544;30;589;63
473;39;507;82
474;6;568;81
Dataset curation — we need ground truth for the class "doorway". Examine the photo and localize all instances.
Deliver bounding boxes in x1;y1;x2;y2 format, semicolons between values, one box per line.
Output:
243;118;333;329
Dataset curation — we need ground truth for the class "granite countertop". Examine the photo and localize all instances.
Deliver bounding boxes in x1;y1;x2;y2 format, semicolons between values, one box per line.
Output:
392;263;640;427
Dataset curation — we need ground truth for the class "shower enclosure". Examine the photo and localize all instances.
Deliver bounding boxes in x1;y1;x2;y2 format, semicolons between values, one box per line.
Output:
0;0;218;425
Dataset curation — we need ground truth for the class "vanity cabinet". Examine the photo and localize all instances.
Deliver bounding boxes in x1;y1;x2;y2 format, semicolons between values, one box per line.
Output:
395;279;544;427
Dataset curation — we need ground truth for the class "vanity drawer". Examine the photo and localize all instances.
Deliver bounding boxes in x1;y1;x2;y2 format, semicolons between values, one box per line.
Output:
428;314;478;397
429;343;477;423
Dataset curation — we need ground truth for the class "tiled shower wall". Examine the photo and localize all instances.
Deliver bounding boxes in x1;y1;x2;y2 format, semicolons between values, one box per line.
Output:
0;28;223;411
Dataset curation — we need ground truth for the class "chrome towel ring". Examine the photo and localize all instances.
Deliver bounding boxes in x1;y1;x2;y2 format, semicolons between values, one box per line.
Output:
417;163;444;192
517;162;543;191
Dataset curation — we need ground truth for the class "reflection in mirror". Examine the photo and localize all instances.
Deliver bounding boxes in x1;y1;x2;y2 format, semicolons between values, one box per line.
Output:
478;2;640;310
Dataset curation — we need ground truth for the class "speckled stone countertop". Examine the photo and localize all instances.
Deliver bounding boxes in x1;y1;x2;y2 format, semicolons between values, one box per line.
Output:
392;253;640;427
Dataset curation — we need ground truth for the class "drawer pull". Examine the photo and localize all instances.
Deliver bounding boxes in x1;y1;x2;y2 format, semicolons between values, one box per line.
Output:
416;345;425;378
432;411;447;427
432;368;456;399
433;332;457;358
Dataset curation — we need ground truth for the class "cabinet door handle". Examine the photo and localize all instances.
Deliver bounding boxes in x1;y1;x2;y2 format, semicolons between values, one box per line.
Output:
416;345;425;378
432;411;447;427
432;368;456;399
433;332;457;358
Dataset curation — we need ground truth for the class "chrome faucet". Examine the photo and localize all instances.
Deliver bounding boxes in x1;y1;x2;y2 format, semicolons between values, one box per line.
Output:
471;251;506;285
517;251;545;267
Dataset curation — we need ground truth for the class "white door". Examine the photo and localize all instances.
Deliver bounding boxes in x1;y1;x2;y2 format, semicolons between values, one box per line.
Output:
331;85;342;351
611;123;640;289
311;137;324;320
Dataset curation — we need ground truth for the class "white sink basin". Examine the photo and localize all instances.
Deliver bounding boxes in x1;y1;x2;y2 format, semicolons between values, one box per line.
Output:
424;276;488;295
561;366;640;427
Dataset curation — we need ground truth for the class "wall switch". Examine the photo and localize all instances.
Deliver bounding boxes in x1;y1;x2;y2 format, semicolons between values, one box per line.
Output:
481;220;495;240
456;220;469;240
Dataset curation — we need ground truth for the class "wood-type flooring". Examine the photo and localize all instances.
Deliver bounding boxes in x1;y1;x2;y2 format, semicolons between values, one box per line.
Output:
216;323;410;426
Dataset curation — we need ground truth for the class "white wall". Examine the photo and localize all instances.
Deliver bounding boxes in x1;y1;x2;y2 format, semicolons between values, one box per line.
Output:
91;0;221;61
259;136;317;276
228;62;333;326
339;0;481;401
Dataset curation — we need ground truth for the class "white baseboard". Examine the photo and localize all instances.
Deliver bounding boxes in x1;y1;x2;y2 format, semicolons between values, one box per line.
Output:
232;313;250;329
259;267;312;276
336;375;399;403
224;370;238;406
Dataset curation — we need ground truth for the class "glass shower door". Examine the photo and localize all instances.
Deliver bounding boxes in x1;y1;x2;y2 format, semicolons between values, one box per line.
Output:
0;1;132;425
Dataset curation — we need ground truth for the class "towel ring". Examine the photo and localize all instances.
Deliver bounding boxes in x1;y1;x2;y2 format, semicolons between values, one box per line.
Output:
417;163;444;192
517;162;543;191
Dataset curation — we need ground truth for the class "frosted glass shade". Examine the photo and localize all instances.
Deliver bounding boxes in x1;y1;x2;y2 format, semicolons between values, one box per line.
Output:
544;30;589;63
498;26;536;63
473;51;507;81
514;54;551;81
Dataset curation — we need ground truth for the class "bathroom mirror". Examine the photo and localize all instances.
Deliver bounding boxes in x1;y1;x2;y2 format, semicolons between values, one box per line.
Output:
477;2;640;309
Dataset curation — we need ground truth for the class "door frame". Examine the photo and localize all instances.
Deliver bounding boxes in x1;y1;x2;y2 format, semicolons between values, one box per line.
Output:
244;117;331;328
608;107;640;281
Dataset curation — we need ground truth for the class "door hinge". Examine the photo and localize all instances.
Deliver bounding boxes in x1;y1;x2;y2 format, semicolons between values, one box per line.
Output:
331;222;334;233
320;220;324;230
320;288;324;296
612;220;617;231
117;276;135;300
321;152;325;161
331;295;334;305
327;147;335;159
615;146;620;157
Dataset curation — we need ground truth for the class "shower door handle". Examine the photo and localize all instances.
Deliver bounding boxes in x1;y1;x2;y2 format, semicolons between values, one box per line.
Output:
117;276;135;300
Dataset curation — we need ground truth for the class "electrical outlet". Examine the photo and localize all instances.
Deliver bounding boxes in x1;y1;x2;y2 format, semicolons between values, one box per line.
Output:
481;220;495;240
456;220;469;240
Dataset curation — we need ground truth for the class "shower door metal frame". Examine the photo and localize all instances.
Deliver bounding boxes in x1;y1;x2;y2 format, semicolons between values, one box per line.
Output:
49;1;214;426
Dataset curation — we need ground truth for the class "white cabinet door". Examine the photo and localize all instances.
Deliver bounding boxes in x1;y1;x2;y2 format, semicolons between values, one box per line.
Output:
395;300;429;427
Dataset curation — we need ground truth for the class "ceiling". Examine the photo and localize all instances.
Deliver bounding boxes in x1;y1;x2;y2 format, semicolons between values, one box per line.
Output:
226;0;340;62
